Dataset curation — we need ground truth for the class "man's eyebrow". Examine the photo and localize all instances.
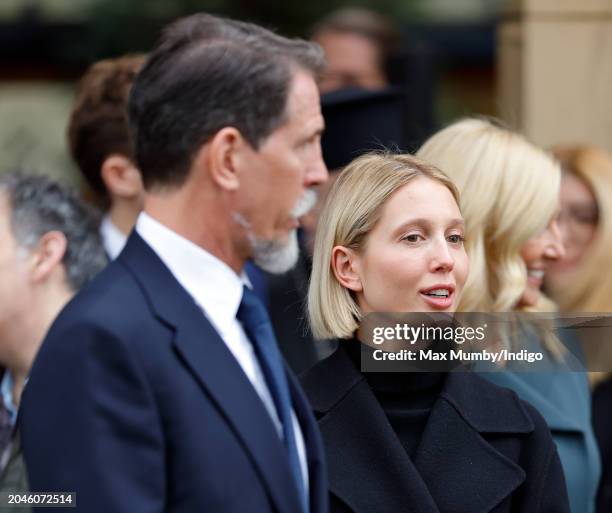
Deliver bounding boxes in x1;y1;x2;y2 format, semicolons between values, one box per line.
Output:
300;125;324;143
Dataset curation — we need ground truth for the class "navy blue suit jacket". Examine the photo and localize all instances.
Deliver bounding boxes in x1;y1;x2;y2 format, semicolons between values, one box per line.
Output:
20;232;328;513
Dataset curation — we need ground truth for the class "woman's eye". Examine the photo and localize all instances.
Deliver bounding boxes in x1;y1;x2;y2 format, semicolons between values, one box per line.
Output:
447;234;464;244
574;211;598;225
402;234;422;243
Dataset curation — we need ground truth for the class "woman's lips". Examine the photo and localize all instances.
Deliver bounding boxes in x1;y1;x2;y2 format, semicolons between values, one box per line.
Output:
419;291;454;309
418;285;455;310
527;269;544;289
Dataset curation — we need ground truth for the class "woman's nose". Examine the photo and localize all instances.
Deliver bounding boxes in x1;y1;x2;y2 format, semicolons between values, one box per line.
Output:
544;220;566;260
430;238;455;273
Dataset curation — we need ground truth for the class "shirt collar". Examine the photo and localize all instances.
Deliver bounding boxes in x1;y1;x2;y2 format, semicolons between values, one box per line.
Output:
100;214;128;260
135;212;248;337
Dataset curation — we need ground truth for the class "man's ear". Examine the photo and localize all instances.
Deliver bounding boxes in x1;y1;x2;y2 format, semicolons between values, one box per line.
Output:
101;155;143;198
202;127;249;192
331;245;363;292
30;231;67;284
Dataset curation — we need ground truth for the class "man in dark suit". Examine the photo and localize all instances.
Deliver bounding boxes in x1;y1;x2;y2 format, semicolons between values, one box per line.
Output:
69;53;269;301
20;13;328;513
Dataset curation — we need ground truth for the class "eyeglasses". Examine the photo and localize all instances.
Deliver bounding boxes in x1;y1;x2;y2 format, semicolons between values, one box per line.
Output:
557;203;599;236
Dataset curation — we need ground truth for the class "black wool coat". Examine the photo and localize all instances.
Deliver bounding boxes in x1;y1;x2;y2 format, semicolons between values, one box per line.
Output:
593;377;612;513
301;345;571;513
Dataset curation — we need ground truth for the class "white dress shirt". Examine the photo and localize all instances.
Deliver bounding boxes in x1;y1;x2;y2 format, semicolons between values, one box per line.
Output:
100;215;128;260
136;212;309;494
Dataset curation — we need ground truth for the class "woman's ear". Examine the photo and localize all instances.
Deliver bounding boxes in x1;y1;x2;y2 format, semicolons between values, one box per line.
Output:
30;231;67;284
331;245;363;292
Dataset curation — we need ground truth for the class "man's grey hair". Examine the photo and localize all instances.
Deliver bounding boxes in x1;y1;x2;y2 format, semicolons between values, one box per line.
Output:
0;172;108;291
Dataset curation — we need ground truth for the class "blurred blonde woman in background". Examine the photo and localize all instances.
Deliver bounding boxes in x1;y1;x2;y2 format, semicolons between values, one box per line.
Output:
302;152;570;513
419;119;561;314
417;118;600;513
543;145;612;513
546;145;612;313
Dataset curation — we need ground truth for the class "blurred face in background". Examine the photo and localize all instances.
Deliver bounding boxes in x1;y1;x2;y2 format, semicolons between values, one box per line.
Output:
314;30;387;93
519;213;565;307
546;172;598;279
341;177;468;313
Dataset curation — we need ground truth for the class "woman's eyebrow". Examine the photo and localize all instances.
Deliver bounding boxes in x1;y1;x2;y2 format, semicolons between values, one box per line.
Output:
447;218;465;228
392;218;431;233
392;217;465;234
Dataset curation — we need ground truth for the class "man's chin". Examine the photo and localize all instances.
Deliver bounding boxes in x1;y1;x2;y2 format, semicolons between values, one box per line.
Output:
251;229;300;274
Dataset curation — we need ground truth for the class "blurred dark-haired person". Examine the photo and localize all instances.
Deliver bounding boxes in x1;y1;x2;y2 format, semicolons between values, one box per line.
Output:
21;13;328;513
542;146;612;513
0;172;107;498
311;8;400;93
68;55;146;259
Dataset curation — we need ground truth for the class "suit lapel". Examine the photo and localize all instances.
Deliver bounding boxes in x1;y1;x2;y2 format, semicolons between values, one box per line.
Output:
287;369;328;513
119;233;303;513
413;373;530;513
303;348;441;513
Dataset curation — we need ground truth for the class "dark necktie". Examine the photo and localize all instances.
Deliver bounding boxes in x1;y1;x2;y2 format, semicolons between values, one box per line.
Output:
237;285;308;513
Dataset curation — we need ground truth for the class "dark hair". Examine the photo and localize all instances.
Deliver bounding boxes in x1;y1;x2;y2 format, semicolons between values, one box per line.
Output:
0;172;108;291
68;55;146;199
311;8;401;64
128;13;325;190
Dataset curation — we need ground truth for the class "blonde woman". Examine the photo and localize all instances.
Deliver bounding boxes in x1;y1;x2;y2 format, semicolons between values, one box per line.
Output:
543;145;612;513
417;118;599;513
546;145;612;312
545;145;612;375
302;152;570;513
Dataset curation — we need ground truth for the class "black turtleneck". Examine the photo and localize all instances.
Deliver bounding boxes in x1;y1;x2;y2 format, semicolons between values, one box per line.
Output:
345;340;446;458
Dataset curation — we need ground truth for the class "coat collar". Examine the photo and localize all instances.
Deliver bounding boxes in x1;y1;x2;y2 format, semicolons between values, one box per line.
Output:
118;233;309;513
302;344;533;513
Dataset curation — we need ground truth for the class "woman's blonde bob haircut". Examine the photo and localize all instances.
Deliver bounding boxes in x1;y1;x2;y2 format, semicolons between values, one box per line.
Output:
417;118;561;313
308;152;460;340
548;145;612;312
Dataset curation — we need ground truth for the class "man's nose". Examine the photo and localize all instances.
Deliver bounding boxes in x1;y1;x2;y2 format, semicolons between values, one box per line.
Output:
304;150;328;188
